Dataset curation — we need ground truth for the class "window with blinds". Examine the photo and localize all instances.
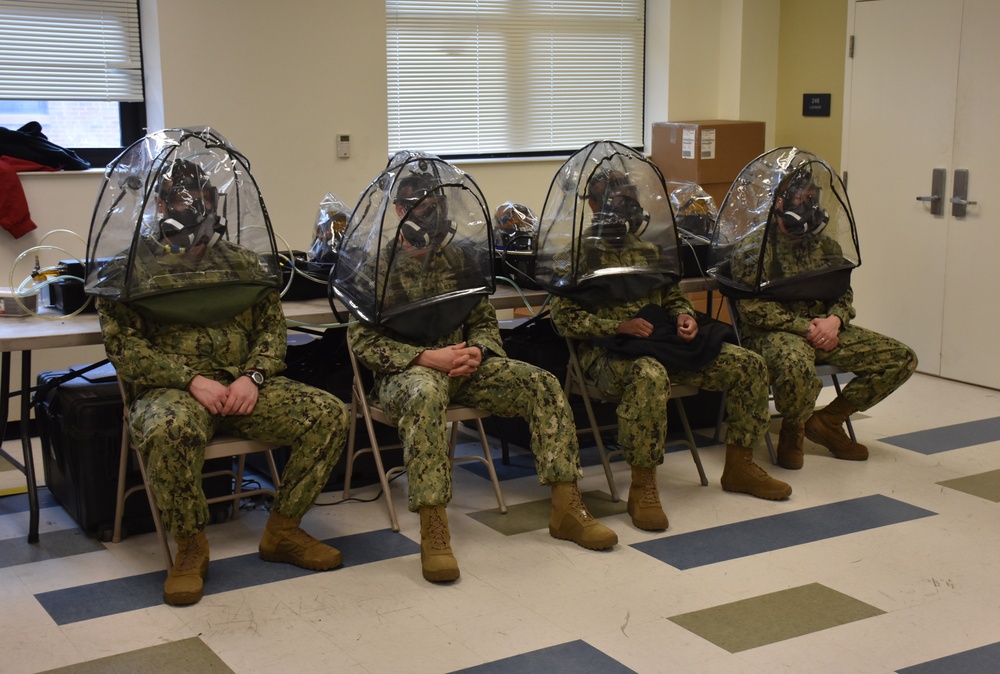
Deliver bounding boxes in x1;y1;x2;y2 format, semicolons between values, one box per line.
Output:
0;0;143;101
387;0;645;159
0;0;145;163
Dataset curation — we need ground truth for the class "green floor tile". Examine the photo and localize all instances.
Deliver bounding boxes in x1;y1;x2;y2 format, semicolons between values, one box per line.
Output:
467;490;625;535
39;637;234;674
938;469;1000;502
669;582;885;653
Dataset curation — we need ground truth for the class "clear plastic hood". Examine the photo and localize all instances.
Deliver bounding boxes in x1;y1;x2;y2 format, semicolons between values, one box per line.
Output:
330;151;494;342
84;127;281;316
708;146;860;301
534;140;682;307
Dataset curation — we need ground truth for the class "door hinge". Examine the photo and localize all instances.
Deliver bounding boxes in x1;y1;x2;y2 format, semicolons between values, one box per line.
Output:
849;35;855;58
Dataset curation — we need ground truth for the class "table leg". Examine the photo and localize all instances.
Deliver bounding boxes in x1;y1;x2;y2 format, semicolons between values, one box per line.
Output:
21;350;39;543
0;350;40;543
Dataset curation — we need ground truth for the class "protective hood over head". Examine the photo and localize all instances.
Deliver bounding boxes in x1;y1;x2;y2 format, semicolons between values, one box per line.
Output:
708;147;860;302
330;151;495;343
534;140;681;308
83;127;282;324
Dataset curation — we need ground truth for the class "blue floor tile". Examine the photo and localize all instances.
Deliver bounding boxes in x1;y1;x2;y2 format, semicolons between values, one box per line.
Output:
881;417;1000;454
897;641;1000;673
35;528;418;625
0;486;61;515
0;527;104;569
457;432;717;481
632;494;936;569
448;640;636;674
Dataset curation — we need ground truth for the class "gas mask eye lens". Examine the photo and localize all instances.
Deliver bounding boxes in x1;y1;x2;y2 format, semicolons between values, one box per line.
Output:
398;189;431;209
168;186;194;209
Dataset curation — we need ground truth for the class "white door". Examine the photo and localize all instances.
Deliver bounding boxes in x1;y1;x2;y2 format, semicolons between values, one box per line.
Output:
939;0;1000;387
843;0;1000;389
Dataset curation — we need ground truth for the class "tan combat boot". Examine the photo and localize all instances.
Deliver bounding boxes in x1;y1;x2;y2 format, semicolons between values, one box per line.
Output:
549;482;618;550
419;505;460;582
627;465;668;531
259;511;342;571
776;420;805;470
164;530;209;606
804;395;868;460
720;445;792;500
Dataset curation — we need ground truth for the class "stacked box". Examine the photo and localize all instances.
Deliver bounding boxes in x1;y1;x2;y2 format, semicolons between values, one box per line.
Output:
651;120;766;206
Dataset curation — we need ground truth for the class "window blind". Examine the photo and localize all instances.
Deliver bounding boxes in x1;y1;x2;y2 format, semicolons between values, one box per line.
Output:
0;0;143;101
387;0;645;157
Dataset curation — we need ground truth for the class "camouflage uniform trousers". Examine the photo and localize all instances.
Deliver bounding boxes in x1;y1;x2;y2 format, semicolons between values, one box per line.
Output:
745;324;918;425
586;343;771;467
375;357;583;512
129;376;348;539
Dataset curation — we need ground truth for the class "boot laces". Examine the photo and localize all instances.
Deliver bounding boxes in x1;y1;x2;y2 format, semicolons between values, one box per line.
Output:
638;478;660;507
741;454;769;480
567;486;594;522
427;509;450;550
175;536;205;573
281;526;321;550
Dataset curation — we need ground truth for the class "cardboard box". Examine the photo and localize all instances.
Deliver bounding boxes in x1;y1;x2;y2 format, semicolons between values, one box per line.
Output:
651;120;765;187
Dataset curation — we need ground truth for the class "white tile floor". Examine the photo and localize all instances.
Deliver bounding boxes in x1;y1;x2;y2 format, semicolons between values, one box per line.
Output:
1;371;999;674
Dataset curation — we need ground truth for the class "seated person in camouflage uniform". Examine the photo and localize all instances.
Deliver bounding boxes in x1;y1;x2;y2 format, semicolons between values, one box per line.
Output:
96;159;350;606
347;172;618;584
551;170;792;530
732;174;917;469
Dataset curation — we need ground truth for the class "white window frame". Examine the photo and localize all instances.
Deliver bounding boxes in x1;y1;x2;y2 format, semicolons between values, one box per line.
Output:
387;0;645;158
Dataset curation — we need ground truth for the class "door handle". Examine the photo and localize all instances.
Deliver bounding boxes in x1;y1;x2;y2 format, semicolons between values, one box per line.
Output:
950;169;977;217
915;168;946;216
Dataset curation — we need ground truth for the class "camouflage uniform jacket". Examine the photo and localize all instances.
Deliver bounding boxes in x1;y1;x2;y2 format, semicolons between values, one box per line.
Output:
550;283;695;375
349;244;504;378
97;288;287;401
349;295;505;379
733;229;856;342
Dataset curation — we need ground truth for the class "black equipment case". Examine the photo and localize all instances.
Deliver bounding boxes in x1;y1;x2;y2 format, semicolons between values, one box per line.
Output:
36;363;231;541
269;327;403;492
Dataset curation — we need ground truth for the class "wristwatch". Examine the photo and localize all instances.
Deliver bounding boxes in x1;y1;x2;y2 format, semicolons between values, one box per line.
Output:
242;369;265;386
474;345;495;362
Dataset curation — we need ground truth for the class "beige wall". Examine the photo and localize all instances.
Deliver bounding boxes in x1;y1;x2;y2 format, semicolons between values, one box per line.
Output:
775;0;849;170
3;0;849;384
150;0;389;241
660;0;781;148
661;0;846;163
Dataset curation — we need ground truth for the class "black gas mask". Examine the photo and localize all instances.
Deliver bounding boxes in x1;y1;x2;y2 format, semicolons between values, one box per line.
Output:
160;191;225;251
588;190;649;246
156;161;226;251
778;191;829;239
398;192;454;250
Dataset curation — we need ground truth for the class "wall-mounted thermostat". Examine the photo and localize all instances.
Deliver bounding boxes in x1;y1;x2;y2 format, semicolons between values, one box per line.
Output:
337;134;351;158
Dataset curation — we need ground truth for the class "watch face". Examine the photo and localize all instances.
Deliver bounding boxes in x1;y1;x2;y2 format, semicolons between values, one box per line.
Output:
247;370;264;385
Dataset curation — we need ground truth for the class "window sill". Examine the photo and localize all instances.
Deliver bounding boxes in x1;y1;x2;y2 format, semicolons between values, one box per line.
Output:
16;168;105;178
